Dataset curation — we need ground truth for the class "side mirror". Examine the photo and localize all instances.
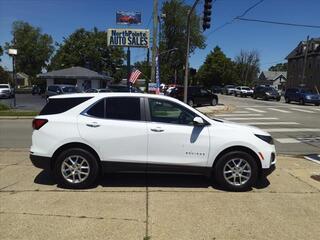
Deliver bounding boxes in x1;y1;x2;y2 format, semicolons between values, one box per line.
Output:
193;117;205;126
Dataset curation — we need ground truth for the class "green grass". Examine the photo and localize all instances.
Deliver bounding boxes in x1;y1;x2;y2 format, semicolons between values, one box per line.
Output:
0;102;10;111
0;110;38;116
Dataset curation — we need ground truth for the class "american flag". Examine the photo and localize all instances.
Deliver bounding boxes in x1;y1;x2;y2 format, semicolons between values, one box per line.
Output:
129;69;142;84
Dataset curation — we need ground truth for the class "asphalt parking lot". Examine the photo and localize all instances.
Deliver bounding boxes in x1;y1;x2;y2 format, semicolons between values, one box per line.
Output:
1;149;319;240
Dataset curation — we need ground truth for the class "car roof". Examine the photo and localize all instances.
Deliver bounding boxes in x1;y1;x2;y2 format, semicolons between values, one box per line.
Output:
49;84;76;87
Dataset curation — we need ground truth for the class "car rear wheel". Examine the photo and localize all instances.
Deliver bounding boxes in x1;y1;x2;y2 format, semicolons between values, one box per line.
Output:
285;97;290;103
315;103;320;106
54;148;99;189
214;151;258;191
211;98;218;106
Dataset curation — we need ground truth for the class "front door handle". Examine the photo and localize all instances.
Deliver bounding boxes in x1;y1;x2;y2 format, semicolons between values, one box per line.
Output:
150;127;164;132
86;122;100;128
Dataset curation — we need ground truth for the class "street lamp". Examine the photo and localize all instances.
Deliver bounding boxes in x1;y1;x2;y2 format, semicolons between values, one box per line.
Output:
8;48;18;107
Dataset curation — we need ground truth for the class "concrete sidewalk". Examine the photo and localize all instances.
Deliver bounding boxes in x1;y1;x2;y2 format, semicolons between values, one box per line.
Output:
0;149;319;240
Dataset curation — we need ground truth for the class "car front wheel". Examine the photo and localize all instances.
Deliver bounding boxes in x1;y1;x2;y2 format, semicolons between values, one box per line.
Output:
188;99;194;107
214;151;258;191
54;148;99;189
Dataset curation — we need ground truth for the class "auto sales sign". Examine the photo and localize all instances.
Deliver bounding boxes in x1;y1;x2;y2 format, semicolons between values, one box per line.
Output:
107;29;149;48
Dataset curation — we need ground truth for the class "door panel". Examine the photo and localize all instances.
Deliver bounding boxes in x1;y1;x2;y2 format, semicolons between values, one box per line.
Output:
78;115;148;163
147;123;210;166
147;98;210;166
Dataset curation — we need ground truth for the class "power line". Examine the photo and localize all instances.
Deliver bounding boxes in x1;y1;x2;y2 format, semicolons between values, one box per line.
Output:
206;0;264;37
235;17;320;29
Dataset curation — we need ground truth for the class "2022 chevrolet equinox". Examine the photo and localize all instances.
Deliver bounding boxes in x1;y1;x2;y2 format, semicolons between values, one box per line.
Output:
30;93;276;191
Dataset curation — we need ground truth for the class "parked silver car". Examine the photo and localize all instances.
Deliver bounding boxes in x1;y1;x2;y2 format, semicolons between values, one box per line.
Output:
0;83;14;98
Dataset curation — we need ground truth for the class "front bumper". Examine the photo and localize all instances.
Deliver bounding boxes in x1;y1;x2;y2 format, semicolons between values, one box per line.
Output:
305;98;320;104
261;164;276;177
30;154;51;171
0;92;10;98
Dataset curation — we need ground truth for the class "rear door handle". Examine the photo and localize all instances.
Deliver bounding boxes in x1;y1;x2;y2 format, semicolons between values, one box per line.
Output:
150;127;164;132
86;122;100;128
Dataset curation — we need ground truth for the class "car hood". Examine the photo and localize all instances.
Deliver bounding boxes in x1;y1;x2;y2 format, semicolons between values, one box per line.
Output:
305;93;320;98
210;118;270;136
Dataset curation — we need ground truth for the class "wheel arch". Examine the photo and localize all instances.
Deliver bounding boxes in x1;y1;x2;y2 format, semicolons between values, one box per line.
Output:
51;142;101;170
212;145;262;173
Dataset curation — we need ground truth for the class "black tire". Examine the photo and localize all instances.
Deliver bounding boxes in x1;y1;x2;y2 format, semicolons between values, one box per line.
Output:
54;148;100;189
276;97;281;102
299;98;305;105
253;95;257;99
211;98;218;106
188;99;194;107
285;97;290;103
213;151;258;191
315;103;320;106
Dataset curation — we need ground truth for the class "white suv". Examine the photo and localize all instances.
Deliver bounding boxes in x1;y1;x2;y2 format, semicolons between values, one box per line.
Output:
30;93;276;191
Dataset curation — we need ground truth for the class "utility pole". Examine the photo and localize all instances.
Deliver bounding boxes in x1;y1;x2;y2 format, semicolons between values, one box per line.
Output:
301;35;309;86
126;47;131;89
183;0;200;103
146;48;150;92
151;0;158;83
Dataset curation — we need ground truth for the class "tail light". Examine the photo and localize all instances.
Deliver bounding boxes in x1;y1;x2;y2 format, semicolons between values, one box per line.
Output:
32;119;48;130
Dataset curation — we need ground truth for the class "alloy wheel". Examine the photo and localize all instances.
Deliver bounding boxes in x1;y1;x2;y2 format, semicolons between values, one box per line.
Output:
61;155;90;183
223;158;252;186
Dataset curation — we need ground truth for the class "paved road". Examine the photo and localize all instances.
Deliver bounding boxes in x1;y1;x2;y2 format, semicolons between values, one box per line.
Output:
0;93;319;155
217;94;320;155
0;94;45;111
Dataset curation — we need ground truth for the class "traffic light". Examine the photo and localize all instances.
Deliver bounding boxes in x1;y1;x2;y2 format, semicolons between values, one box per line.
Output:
203;0;212;31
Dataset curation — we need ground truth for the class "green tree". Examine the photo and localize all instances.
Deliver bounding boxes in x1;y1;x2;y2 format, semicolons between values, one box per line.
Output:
268;63;287;71
0;45;3;62
5;21;54;77
159;0;206;84
196;46;239;87
50;28;125;77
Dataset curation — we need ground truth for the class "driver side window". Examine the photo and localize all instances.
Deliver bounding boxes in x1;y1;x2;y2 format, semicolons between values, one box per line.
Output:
149;99;196;125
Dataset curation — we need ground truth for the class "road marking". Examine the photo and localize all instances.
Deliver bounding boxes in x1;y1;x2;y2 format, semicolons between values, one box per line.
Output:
233;111;250;113
268;108;291;113
242;122;299;126
245;108;266;113
290;108;315;113
275;138;301;143
215;113;263;117
262;128;320;132
223;117;278;120
313;108;320;111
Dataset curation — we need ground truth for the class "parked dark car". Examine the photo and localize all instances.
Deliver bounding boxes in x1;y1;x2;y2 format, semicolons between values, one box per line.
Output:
284;88;320;106
85;88;112;93
108;85;143;93
45;85;80;99
210;85;222;94
253;86;281;101
221;85;236;95
167;86;218;107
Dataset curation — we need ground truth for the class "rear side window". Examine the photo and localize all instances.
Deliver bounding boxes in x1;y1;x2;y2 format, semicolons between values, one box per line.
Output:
86;99;105;118
106;97;141;121
40;97;92;115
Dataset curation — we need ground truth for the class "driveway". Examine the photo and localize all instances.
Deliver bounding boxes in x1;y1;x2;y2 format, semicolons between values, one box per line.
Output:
1;149;319;240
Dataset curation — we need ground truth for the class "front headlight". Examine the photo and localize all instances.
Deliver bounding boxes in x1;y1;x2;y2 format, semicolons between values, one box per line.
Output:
255;134;274;144
266;92;271;95
305;95;311;100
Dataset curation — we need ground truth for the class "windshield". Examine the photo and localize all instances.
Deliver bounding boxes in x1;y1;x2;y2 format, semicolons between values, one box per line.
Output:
61;86;79;93
265;87;277;92
301;89;315;94
242;87;251;90
0;85;9;88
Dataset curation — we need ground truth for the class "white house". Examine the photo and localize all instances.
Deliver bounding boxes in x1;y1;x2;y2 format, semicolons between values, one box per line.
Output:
258;71;287;90
37;66;112;91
